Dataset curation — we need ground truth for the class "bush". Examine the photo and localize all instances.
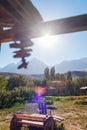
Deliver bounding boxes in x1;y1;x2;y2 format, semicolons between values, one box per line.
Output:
6;75;28;90
0;87;34;109
54;123;65;130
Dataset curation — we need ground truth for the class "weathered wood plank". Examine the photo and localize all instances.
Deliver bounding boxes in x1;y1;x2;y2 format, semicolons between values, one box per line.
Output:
15;113;47;121
0;4;19;24
40;14;87;36
0;22;14;27
53;115;64;122
26;14;87;38
18;120;44;127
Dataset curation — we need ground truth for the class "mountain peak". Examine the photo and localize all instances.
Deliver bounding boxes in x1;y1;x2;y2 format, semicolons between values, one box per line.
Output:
30;57;45;64
0;58;47;75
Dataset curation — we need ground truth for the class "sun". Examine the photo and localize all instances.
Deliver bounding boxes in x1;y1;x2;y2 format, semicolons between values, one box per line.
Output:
33;34;57;51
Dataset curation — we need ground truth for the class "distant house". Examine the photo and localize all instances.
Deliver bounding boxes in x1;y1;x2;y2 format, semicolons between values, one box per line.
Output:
52;81;62;83
80;86;87;95
80;86;87;90
47;86;56;96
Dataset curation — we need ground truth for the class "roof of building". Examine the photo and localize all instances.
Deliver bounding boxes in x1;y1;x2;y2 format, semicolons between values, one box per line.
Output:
80;86;87;90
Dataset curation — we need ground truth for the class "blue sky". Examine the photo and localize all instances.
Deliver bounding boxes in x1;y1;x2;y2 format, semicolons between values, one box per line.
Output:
0;0;87;67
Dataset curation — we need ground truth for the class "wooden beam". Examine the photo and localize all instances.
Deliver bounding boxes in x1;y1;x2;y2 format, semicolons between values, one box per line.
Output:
0;38;14;43
32;14;87;37
0;5;19;24
0;22;14;28
0;18;16;26
0;0;42;32
7;0;42;35
0;14;87;44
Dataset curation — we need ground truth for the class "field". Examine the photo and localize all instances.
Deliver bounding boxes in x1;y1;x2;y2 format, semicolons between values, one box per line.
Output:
0;96;87;130
50;96;87;130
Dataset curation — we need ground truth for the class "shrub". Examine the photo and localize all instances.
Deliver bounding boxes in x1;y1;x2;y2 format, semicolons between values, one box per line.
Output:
54;122;65;130
0;87;34;109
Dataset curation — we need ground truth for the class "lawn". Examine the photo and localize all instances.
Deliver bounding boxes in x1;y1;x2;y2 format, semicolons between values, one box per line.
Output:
0;96;87;130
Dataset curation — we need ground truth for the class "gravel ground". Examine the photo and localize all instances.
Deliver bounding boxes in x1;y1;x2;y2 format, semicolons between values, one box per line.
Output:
16;103;39;114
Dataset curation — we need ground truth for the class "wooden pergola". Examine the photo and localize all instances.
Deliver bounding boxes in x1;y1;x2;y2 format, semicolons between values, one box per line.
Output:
0;0;87;69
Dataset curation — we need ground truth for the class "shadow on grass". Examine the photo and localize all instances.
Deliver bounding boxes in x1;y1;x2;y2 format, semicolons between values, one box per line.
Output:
47;105;57;110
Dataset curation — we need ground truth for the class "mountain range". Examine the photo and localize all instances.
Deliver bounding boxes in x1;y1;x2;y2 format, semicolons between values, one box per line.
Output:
0;57;87;74
0;58;47;75
55;57;87;73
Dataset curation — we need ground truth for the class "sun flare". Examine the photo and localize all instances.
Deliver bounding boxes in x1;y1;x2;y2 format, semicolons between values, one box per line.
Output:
33;34;58;51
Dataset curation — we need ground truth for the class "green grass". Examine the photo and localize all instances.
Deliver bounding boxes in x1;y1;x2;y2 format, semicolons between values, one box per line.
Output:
46;96;75;104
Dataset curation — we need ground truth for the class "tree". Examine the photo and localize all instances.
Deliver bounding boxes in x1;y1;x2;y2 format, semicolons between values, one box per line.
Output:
55;73;66;81
6;75;28;90
44;67;50;80
0;76;7;90
67;71;72;81
50;66;55;80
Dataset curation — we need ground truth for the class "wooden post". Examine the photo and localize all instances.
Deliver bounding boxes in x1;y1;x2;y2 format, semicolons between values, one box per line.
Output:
38;101;47;115
10;114;22;130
